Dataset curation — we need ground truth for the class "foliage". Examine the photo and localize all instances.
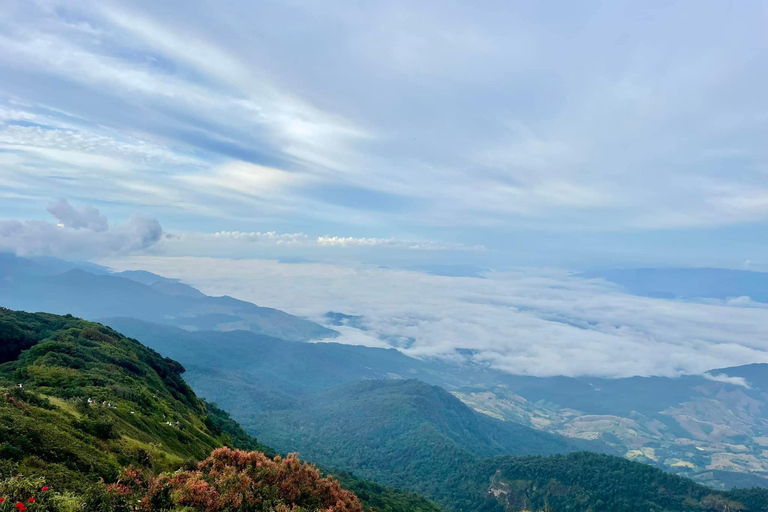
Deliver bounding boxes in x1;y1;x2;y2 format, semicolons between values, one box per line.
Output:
0;309;264;490
481;452;768;512
247;379;598;510
334;474;442;512
106;447;367;512
0;475;81;512
0;309;442;512
0;449;373;512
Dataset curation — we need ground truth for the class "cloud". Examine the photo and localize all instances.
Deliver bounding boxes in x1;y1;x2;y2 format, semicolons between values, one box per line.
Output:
47;198;108;231
0;0;767;261
154;230;484;258
102;255;768;379
0;200;163;259
702;372;751;389
315;235;483;251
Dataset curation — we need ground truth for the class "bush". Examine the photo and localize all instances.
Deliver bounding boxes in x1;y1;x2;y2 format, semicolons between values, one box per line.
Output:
112;448;368;512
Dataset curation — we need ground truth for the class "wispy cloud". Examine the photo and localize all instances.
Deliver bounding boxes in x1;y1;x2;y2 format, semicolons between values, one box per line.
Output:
161;230;484;255
702;372;751;389
0;0;766;263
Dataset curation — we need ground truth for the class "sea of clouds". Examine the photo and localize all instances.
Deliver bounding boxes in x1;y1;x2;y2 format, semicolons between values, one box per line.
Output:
102;256;768;379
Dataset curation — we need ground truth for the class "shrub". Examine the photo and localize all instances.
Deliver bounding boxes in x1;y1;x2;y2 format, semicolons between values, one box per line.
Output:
113;448;369;512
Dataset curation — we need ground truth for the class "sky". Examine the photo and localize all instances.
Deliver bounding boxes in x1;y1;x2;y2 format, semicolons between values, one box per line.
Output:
1;1;768;377
0;0;767;269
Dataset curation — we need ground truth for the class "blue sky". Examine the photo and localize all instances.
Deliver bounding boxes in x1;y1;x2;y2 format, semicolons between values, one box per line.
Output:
1;0;767;270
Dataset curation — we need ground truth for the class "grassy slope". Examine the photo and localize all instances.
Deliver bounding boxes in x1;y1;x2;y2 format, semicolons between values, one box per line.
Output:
0;308;442;512
0;308;263;490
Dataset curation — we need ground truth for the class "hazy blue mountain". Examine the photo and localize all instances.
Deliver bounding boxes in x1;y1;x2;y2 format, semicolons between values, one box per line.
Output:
584;267;768;302
100;317;450;412
115;269;171;285
0;253;337;341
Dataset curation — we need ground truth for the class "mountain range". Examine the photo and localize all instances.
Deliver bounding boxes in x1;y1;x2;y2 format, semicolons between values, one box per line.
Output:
104;316;768;491
583;267;768;303
5;255;768;508
0;308;442;512
6;308;768;511
0;253;336;341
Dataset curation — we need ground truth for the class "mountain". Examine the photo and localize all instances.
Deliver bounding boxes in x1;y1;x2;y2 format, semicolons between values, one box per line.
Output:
0;253;337;341
455;367;768;490
0;308;263;490
226;378;768;512
480;452;768;512
0;308;443;512
583;267;768;302
246;379;608;506
102;317;768;490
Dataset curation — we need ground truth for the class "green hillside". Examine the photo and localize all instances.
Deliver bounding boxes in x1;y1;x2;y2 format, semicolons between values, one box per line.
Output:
246;379;768;512
248;379;606;510
0;308;442;512
0;308;263;488
481;452;768;512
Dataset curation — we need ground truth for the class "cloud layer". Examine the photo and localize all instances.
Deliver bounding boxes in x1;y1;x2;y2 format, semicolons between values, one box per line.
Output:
103;256;768;378
1;1;767;268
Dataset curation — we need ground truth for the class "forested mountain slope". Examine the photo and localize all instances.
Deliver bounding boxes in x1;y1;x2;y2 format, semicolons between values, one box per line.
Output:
247;380;768;512
0;308;442;512
480;452;768;512
105;317;768;489
247;379;606;509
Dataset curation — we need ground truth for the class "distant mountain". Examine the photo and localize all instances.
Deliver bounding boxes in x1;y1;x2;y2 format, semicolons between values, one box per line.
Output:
102;317;768;491
583;267;768;302
456;367;768;490
101;317;446;413
246;379;607;503
481;452;768;512
0;253;337;341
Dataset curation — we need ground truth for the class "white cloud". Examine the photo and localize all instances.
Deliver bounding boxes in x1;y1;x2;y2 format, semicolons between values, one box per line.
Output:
101;256;768;379
0;200;163;259
158;230;483;254
702;372;751;389
0;0;766;240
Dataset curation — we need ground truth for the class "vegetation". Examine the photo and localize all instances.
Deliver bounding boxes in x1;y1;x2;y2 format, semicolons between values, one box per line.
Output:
481;452;768;512
8;308;768;511
247;379;604;510
95;447;367;512
0;309;442;512
0;448;368;511
241;379;768;512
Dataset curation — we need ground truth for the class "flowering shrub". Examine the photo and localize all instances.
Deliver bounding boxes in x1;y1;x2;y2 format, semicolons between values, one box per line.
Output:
113;447;368;512
0;476;79;512
0;449;370;512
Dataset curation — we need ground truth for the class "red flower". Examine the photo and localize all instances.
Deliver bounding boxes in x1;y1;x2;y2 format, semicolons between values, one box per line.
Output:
0;497;5;503
27;497;35;503
42;487;49;491
15;502;26;511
